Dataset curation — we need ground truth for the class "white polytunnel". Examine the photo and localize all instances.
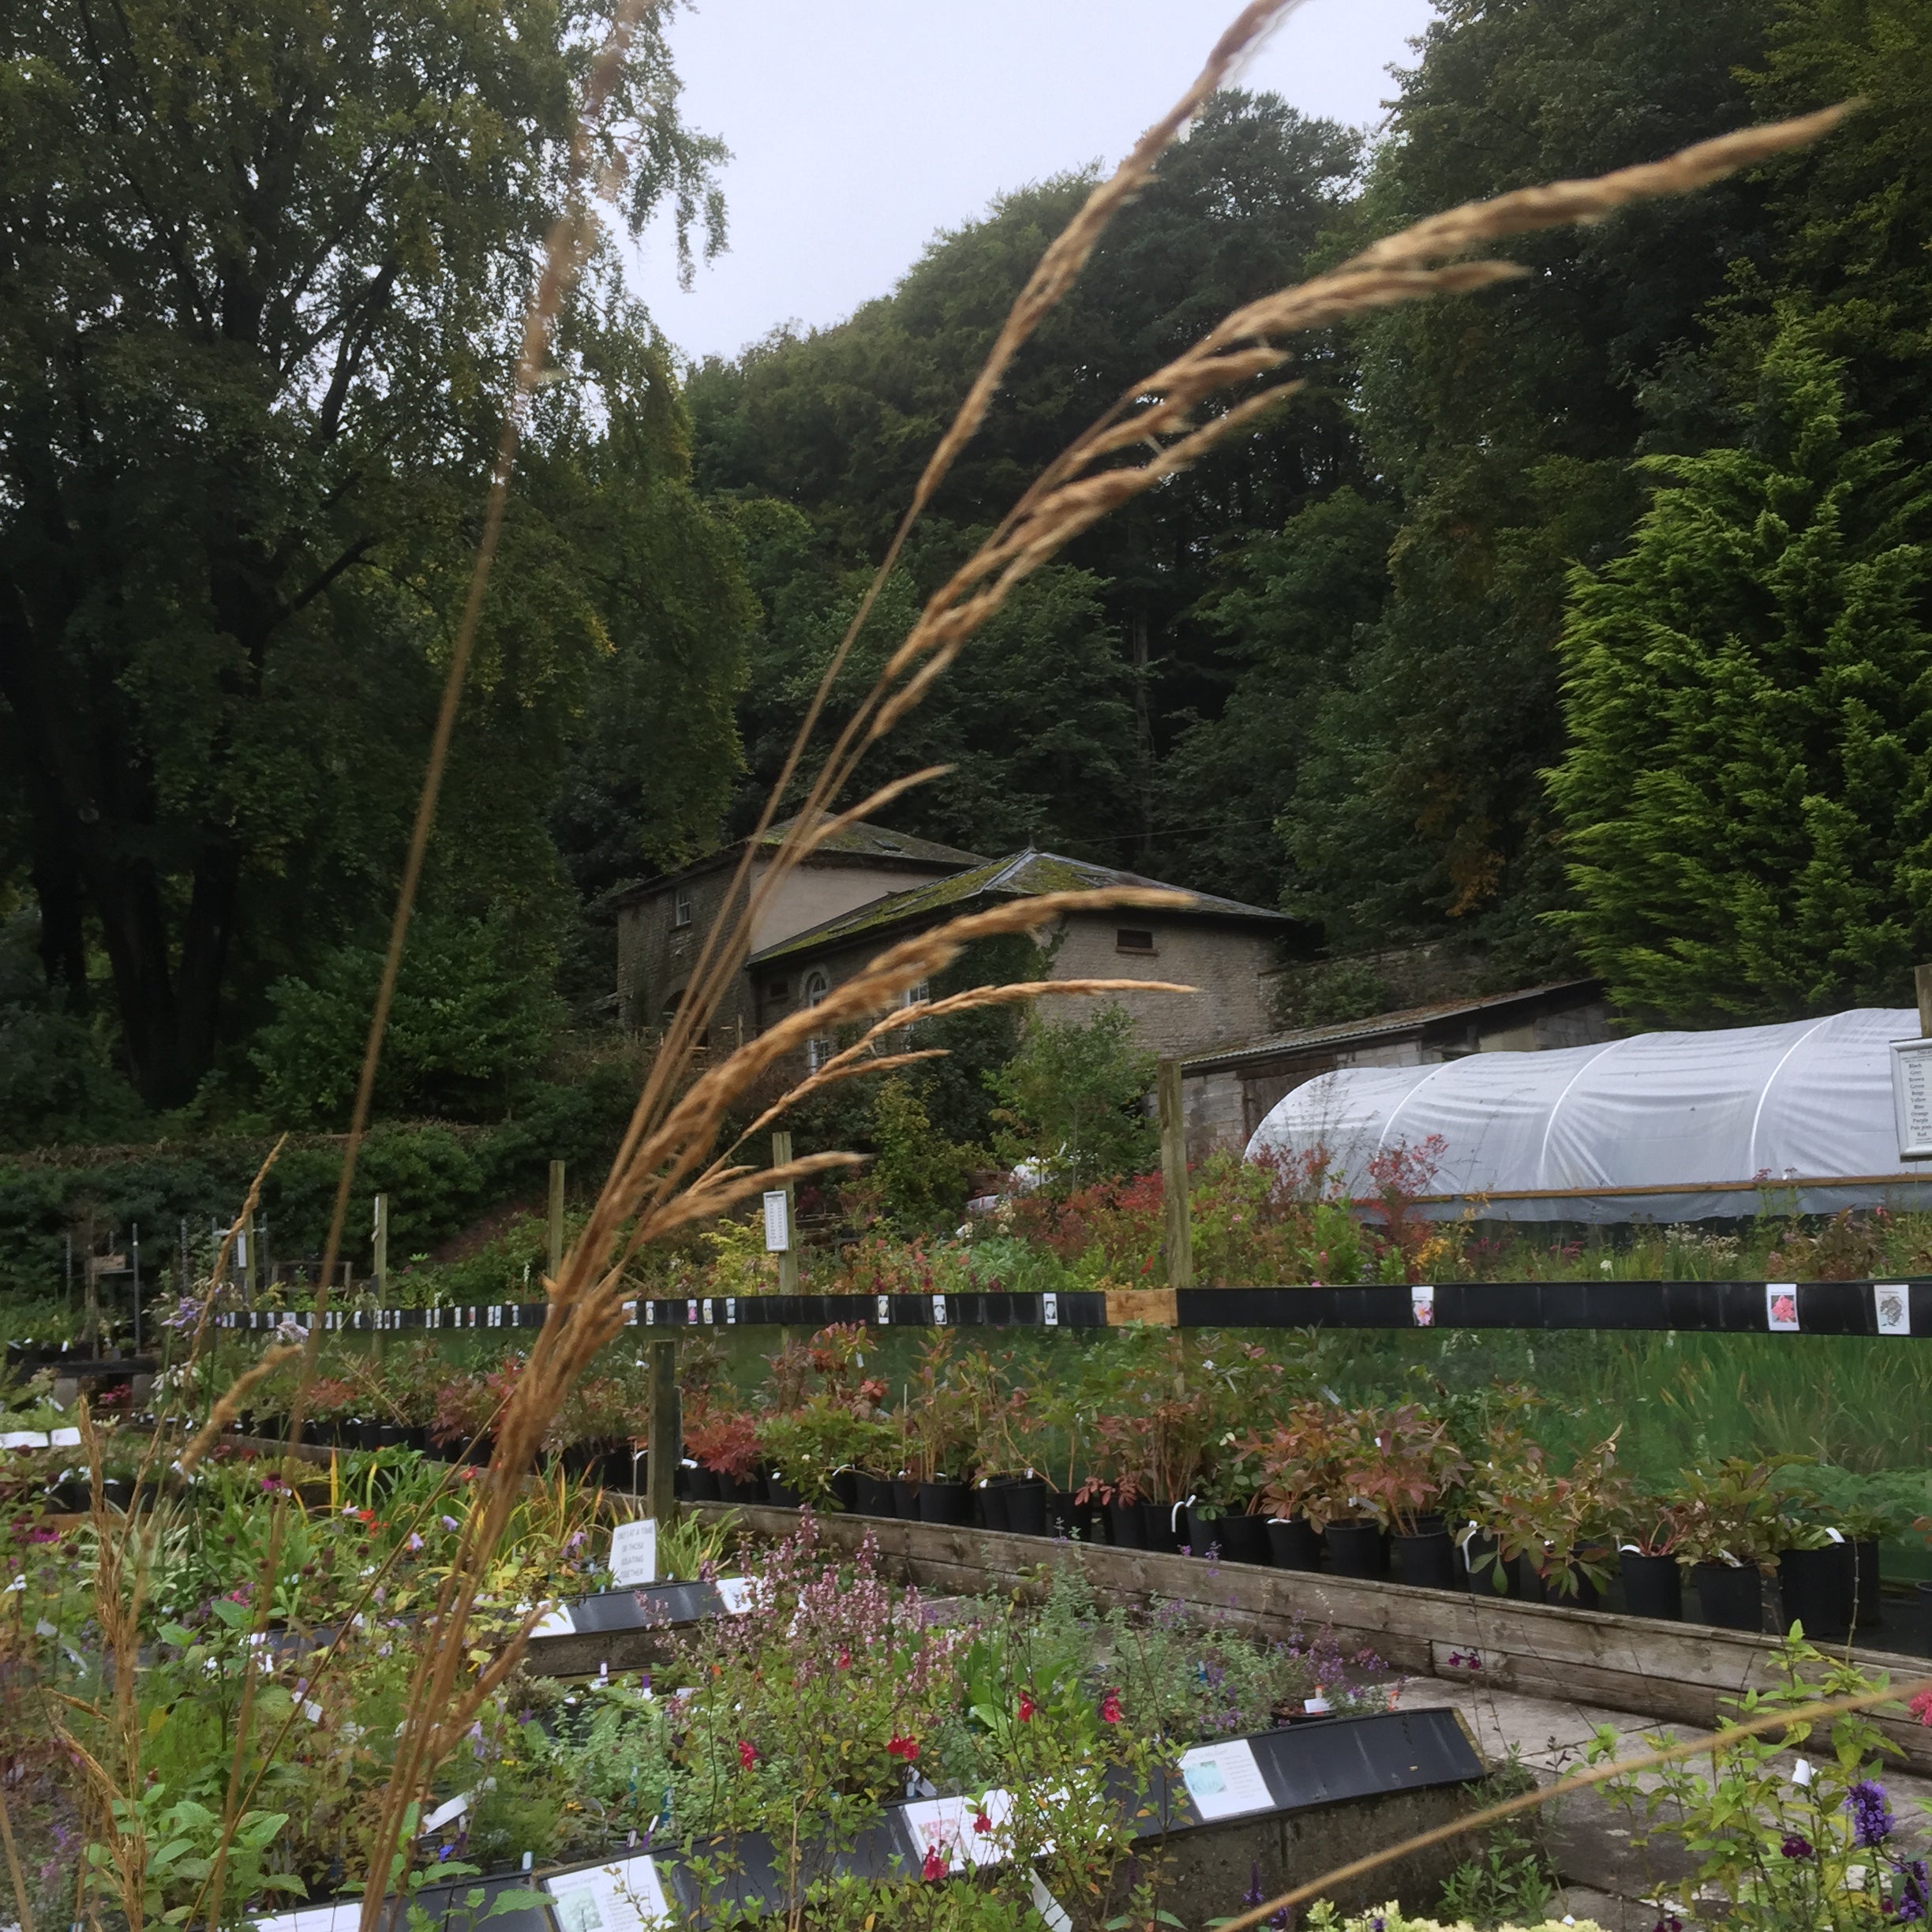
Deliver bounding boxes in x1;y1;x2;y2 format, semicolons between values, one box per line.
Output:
1244;1006;1932;1223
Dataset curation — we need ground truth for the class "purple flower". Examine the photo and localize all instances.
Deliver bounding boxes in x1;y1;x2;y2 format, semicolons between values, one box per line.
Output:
1896;1859;1929;1923
1653;1916;1683;1932
1848;1780;1894;1848
1781;1833;1814;1859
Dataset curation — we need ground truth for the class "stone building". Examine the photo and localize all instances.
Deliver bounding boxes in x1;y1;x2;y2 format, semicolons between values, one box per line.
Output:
744;848;1294;1066
610;819;985;1045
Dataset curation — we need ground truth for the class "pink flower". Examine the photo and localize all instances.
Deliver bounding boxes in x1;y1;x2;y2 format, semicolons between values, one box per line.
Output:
1099;1688;1122;1724
737;1739;757;1769
837;1649;851;1670
888;1734;919;1762
1911;1688;1932;1728
920;1844;945;1881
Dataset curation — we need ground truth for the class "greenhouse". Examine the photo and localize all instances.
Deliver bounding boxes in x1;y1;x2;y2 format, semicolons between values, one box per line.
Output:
1246;1005;1932;1222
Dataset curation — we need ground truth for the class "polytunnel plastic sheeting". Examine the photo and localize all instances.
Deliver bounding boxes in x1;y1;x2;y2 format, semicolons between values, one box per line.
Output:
1245;1007;1932;1223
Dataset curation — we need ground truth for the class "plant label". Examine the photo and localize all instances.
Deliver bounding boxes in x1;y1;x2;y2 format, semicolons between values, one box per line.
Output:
701;1297;713;1325
715;1576;757;1616
546;1854;672;1932
1765;1282;1800;1332
686;1298;698;1325
530;1603;575;1638
1043;1293;1058;1326
609;1518;657;1587
901;1790;1013;1870
933;1294;947;1325
1178;1739;1273;1820
1876;1283;1911;1336
1892;1039;1932;1159
762;1189;790;1252
1410;1284;1435;1327
876;1294;891;1324
725;1296;736;1324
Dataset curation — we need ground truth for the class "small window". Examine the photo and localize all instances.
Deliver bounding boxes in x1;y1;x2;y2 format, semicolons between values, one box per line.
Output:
901;979;930;1009
802;968;829;1008
767;979;790;1005
807;1034;831;1074
1116;928;1156;954
672;887;693;928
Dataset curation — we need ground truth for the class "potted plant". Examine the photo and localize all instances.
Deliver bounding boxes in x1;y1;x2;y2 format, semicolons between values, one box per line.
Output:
1669;1458;1792;1630
760;1398;886;1511
1347;1403;1469;1590
1616;1495;1687;1621
1185;1428;1273;1567
686;1409;765;1503
1247;1400;1363;1573
1469;1432;1623;1606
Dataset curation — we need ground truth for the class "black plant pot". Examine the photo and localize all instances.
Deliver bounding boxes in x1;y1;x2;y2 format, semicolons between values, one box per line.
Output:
1266;1517;1323;1571
1619;1552;1683;1621
766;1476;803;1509
687;1464;721;1503
1140;1499;1182;1555
1394;1527;1458;1592
829;1470;859;1513
1517;1561;1601;1611
1778;1545;1853;1644
1185;1505;1265;1561
721;1472;766;1505
852;1472;896;1517
402;1425;429;1454
1326;1518;1389;1579
1005;1477;1048;1537
919;1479;971;1525
1691;1559;1763;1631
372;1422;406;1451
605;1447;642;1492
1105;1500;1144;1549
355;1419;384;1451
1046;1489;1093;1541
893;1477;921;1518
49;1478;92;1513
1462;1532;1515;1596
978;1483;1011;1533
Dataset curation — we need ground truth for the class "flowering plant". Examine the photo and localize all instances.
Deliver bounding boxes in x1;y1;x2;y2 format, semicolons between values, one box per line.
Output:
1589;1629;1925;1932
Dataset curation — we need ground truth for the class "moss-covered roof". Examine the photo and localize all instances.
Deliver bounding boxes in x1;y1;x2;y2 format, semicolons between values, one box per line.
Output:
745;848;1288;968
609;816;984;904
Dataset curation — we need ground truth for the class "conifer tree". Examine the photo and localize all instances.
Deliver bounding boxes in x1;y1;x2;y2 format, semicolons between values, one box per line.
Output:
1549;328;1932;1023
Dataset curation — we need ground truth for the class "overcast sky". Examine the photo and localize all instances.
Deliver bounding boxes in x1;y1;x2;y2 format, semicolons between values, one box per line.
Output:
627;0;1437;365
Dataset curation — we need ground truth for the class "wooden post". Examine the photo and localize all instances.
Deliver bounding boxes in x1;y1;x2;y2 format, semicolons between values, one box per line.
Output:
772;1130;798;1297
1917;964;1932;1041
131;1223;141;1354
546;1159;566;1286
1157;1058;1194;1291
372;1194;389;1319
646;1336;680;1527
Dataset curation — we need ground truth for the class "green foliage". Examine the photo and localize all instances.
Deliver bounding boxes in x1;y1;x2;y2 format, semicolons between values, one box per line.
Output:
986;1004;1155;1192
869;1078;976;1232
1550;328;1932;1021
1436;1761;1559;1930
251;913;567;1126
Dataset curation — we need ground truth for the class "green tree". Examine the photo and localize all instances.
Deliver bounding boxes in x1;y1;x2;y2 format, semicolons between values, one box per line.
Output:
0;0;729;1107
1548;330;1932;1022
868;1079;975;1232
987;1003;1156;1192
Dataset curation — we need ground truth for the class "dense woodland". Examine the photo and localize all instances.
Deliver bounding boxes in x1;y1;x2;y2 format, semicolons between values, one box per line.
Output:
2;0;1929;1153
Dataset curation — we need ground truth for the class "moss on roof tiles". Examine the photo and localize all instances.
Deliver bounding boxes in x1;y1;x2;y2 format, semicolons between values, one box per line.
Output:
747;848;1285;965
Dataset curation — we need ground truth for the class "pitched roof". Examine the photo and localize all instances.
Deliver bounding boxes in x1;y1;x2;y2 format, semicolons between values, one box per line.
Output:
1178;980;1604;1072
745;848;1289;968
609;817;985;904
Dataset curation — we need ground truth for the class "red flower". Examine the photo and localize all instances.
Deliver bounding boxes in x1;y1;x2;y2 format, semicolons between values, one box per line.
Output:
1911;1688;1932;1728
837;1648;851;1670
737;1739;757;1769
972;1810;991;1836
920;1844;946;1881
1099;1688;1123;1724
887;1734;919;1762
1017;1692;1035;1722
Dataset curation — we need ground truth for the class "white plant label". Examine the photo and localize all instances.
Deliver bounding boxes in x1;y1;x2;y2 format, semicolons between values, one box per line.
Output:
1876;1282;1911;1337
1410;1283;1436;1327
608;1518;657;1588
1766;1282;1800;1333
1178;1739;1273;1821
762;1189;790;1252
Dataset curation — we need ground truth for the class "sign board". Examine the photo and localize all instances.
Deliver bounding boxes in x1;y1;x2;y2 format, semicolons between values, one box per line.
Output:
545;1855;672;1932
1178;1739;1273;1821
762;1189;790;1253
1893;1039;1932;1160
608;1518;657;1588
1877;1283;1912;1337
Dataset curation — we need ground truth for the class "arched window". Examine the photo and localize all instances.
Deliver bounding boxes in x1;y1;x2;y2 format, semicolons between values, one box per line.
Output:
802;969;830;1071
802;968;829;1008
